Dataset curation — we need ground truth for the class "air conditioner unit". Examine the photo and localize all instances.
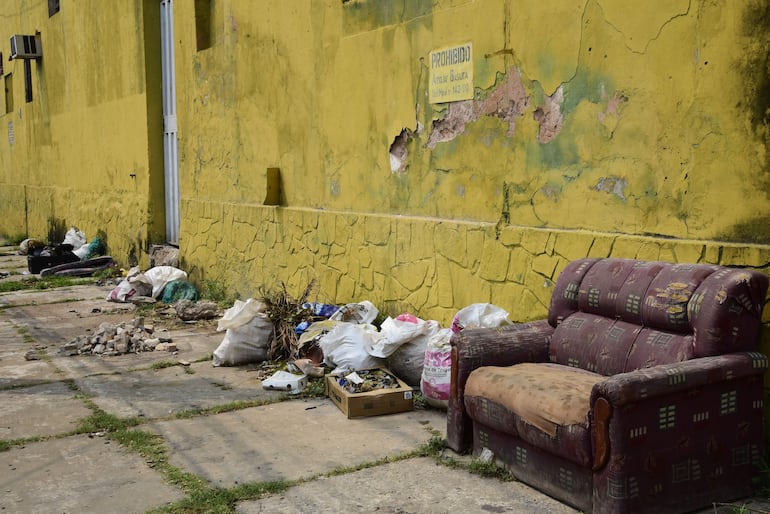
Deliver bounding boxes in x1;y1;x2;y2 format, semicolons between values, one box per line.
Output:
10;35;42;60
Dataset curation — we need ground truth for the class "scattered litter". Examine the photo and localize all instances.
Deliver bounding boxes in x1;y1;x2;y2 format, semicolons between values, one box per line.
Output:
326;368;413;418
336;368;401;394
262;370;308;394
479;447;495;464
329;301;378;324
290;358;325;377
295;302;339;335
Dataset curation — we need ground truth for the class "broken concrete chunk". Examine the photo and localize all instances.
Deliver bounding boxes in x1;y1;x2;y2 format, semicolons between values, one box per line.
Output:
174;299;220;321
58;317;181;358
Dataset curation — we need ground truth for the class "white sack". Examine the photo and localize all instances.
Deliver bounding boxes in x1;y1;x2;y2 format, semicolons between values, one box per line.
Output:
329;301;379;324
450;303;512;333
319;322;385;373
365;315;429;358
212;315;273;366
217;298;268;331
387;319;441;387
134;266;188;299
106;266;151;302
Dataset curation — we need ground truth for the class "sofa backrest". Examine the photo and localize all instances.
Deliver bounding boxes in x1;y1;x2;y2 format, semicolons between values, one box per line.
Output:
548;258;768;375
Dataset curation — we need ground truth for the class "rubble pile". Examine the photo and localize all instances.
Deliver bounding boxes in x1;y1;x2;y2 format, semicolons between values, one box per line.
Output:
58;317;177;357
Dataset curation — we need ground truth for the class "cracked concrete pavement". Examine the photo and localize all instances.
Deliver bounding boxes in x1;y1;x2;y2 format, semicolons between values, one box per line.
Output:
0;244;583;514
0;243;766;513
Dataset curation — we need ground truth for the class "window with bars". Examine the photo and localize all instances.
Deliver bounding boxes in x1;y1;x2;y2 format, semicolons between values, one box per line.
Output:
4;74;13;114
24;61;32;103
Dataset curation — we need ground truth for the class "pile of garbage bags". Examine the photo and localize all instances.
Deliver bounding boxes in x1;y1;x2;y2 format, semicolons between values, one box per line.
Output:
212;298;514;409
20;226;112;276
106;265;198;304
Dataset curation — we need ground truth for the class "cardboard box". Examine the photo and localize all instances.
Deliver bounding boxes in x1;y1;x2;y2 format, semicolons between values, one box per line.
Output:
326;368;414;418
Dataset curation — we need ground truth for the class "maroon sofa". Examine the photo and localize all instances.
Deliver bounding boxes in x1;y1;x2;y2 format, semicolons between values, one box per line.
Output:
447;258;769;513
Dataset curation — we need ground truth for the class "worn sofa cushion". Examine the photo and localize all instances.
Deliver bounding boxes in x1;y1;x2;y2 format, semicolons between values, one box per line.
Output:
549;314;640;375
465;363;602;436
464;363;603;467
577;258;640;317
548;258;599;326
641;263;719;333
689;267;769;357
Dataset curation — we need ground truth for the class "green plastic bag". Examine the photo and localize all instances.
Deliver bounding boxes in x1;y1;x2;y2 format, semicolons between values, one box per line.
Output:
161;280;199;304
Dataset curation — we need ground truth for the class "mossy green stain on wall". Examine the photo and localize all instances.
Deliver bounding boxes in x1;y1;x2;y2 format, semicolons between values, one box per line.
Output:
561;68;614;115
342;0;433;35
741;0;770;134
717;0;770;243
525;137;580;171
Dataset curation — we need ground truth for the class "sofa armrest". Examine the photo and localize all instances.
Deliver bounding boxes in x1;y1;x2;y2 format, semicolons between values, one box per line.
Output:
446;319;554;452
592;352;768;408
590;352;768;471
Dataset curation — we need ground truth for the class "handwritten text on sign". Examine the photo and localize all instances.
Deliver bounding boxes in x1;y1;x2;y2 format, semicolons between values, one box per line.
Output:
429;42;473;104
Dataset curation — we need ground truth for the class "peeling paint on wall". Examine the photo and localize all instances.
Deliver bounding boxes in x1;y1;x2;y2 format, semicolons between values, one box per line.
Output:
595;176;628;201
426;67;529;149
533;86;564;143
597;88;627;136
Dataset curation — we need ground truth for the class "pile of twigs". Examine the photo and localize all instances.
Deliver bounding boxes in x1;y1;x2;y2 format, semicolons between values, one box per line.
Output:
259;280;316;361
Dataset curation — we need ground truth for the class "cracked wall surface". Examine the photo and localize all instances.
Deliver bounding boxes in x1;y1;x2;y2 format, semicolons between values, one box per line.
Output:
1;1;769;339
182;199;770;329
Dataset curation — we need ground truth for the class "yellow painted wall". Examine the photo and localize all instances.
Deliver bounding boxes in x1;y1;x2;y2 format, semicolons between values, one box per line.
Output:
173;0;770;322
0;0;767;331
0;0;165;264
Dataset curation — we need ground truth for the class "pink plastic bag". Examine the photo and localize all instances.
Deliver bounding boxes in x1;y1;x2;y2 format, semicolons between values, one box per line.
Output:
420;328;452;409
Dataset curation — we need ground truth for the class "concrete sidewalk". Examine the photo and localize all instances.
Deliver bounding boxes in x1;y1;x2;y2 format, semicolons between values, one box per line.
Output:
0;244;580;514
0;244;766;513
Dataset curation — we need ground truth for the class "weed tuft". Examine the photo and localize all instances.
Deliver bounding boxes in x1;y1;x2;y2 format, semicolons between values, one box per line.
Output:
0;232;28;246
201;279;238;307
151;360;180;370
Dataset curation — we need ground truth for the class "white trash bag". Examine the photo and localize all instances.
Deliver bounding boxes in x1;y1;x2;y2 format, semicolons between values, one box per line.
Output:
329;300;379;324
63;227;88;258
450;303;512;333
365;315;429;359
213;299;274;366
133;266;188;299
106;266;152;302
388;319;442;387
320;322;385;374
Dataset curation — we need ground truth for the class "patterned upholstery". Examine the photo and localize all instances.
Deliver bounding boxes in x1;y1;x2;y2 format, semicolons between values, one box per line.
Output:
448;258;769;514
